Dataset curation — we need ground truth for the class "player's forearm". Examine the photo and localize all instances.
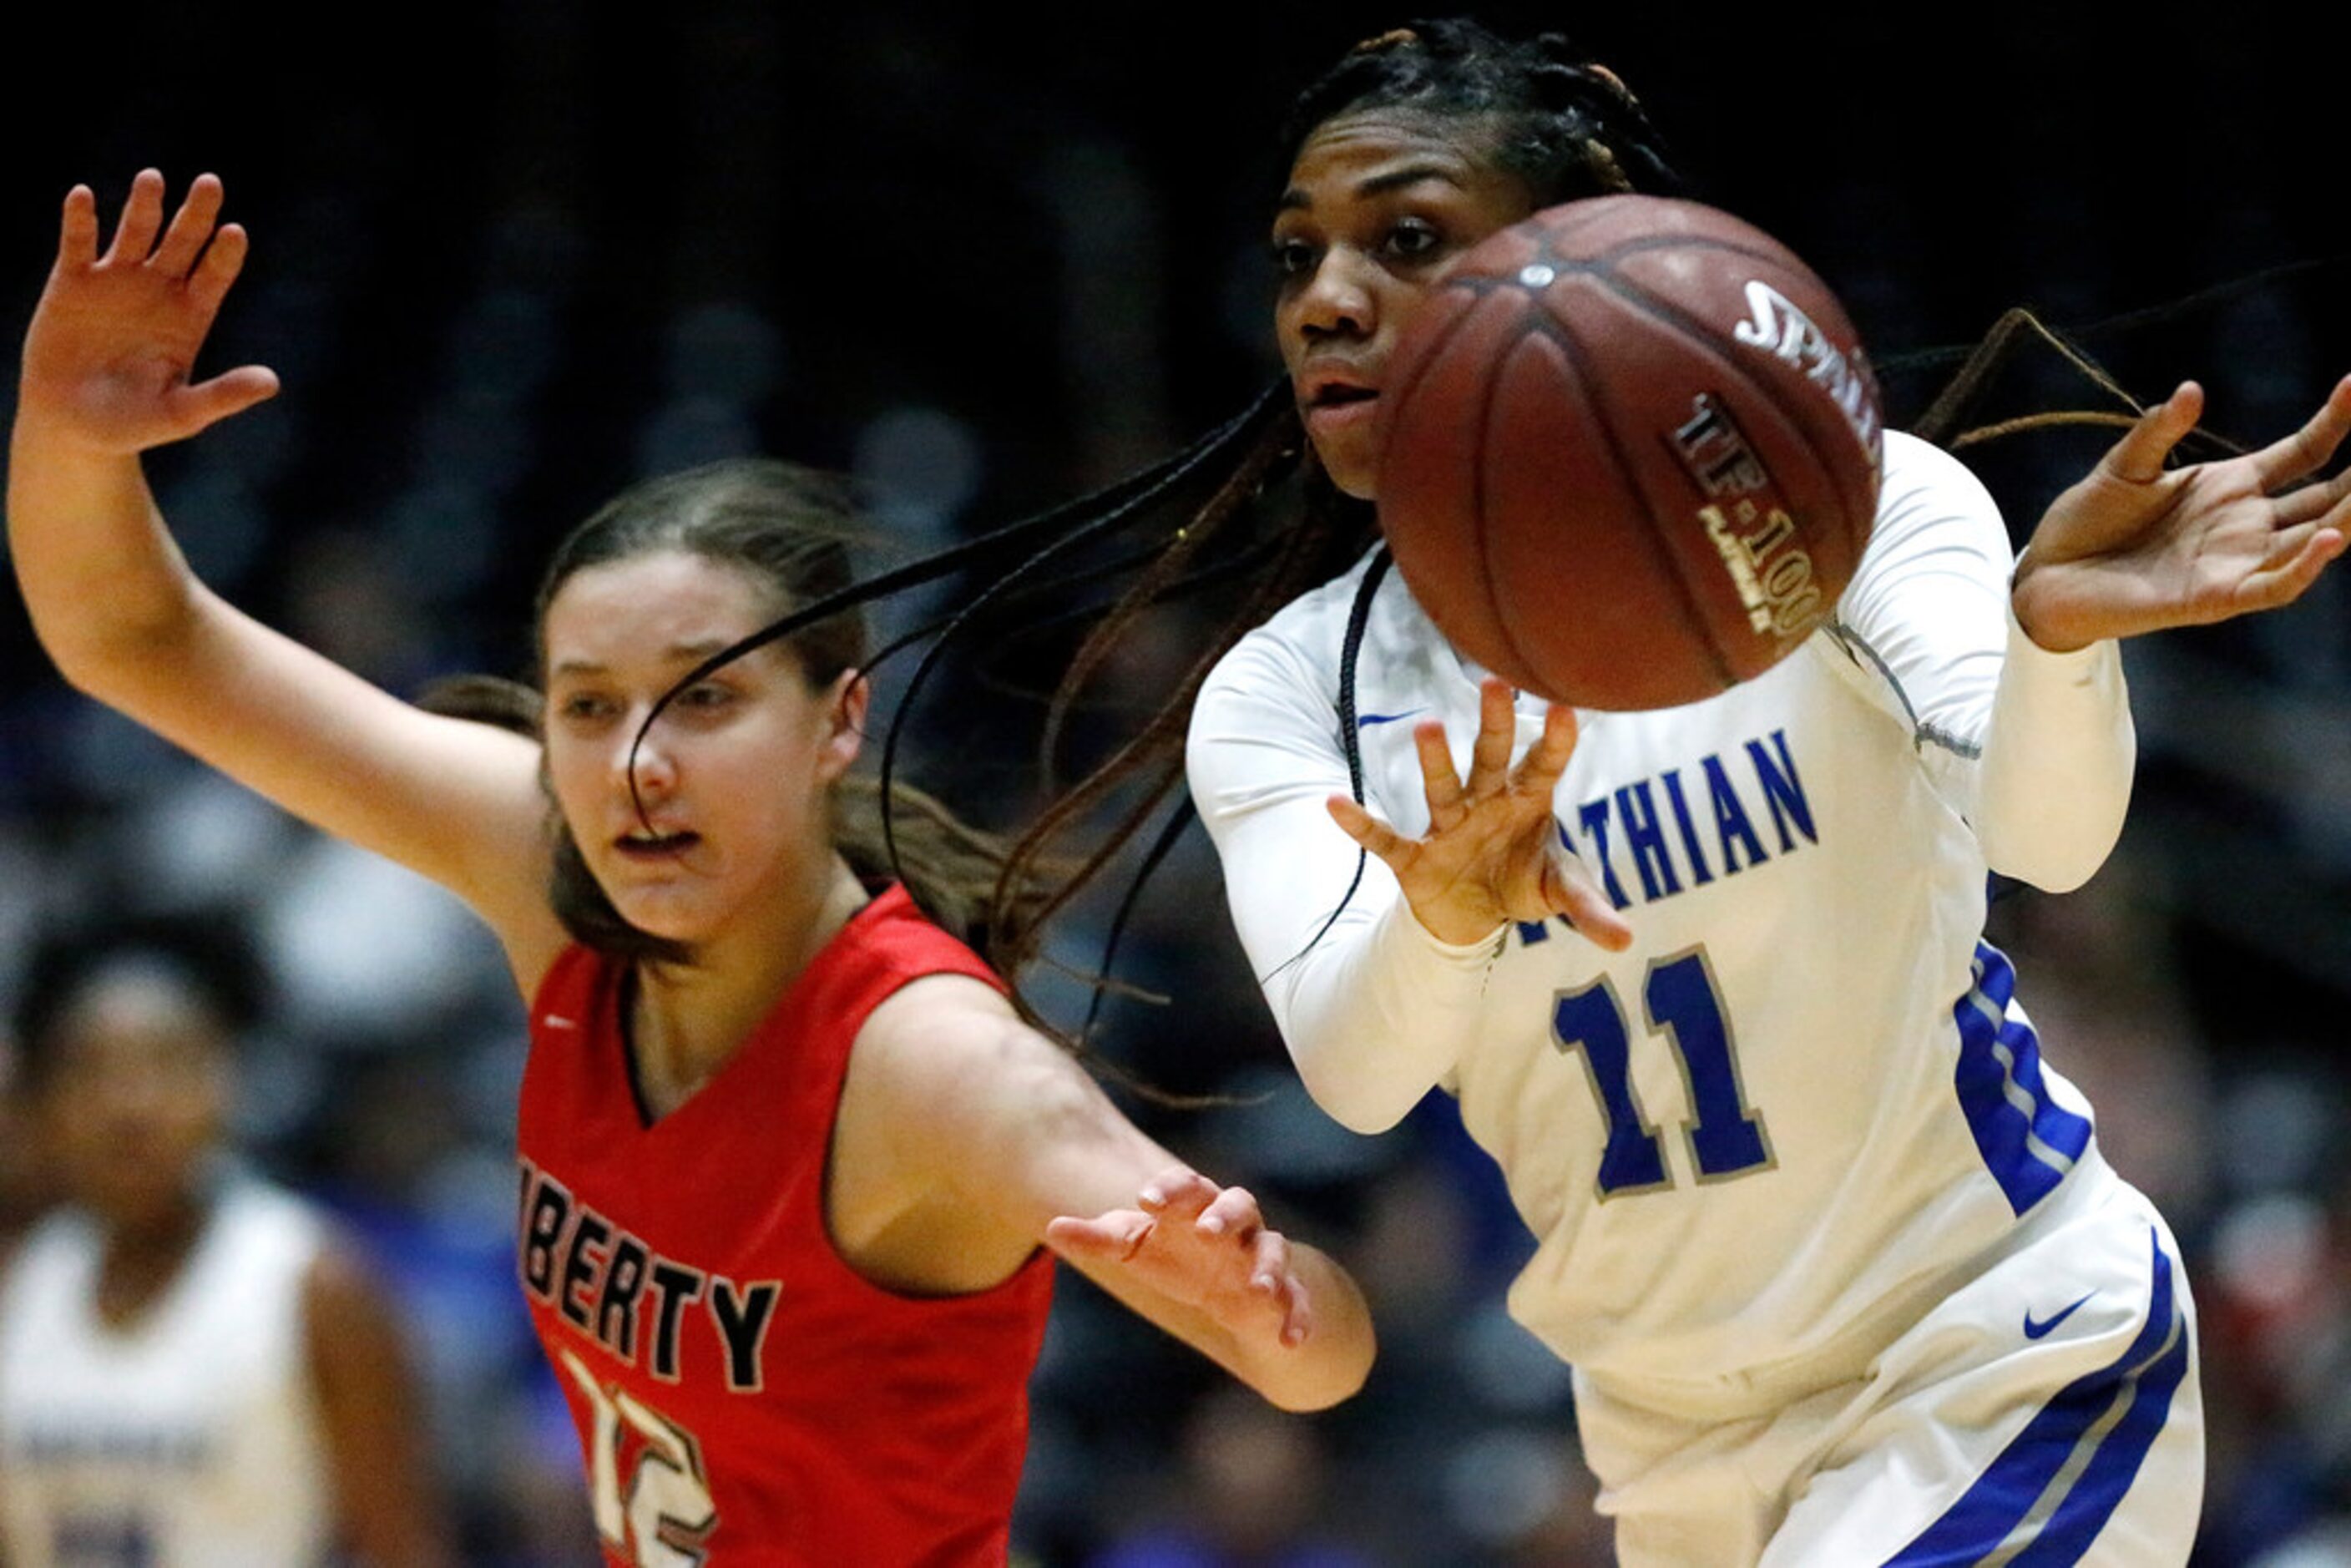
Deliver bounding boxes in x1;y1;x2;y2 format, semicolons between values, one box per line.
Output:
7;417;205;686
1224;1241;1376;1412
1191;668;1484;1131
1261;892;1493;1133
1976;604;2134;891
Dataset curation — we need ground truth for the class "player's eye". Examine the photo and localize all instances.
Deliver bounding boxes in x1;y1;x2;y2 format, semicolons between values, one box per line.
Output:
1383;218;1443;261
675;681;736;715
554;691;618;726
1269;236;1319;278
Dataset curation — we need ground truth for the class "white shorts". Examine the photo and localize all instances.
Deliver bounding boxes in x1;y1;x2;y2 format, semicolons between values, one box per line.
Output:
1575;1162;2202;1566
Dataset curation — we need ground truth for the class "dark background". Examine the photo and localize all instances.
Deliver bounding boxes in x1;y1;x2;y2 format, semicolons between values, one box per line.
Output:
3;5;2348;1564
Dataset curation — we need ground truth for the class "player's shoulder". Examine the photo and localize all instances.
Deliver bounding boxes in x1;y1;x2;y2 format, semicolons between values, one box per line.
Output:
796;885;1002;1019
204;1174;337;1287
1216;546;1395;672
859;965;1013;1039
1877;429;2001;523
857;971;1029;1089
1858;429;2009;566
1193;569;1357;753
852;973;1095;1148
1199;544;1460;726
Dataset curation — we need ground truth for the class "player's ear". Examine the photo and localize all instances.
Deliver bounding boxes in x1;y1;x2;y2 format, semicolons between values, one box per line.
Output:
817;670;867;781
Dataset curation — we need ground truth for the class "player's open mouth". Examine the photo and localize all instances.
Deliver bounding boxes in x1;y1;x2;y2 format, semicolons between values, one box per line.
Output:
1304;384;1379;439
616;829;700;860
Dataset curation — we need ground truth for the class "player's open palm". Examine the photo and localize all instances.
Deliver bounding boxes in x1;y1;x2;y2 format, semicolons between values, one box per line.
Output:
19;170;278;458
1046;1168;1314;1350
1327;676;1632;950
2013;377;2351;650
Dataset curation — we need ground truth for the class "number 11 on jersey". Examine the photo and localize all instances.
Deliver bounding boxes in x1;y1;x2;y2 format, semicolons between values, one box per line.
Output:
1550;946;1774;1197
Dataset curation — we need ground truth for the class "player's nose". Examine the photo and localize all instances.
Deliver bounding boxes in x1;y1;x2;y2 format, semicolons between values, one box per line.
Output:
1293;247;1376;341
611;721;679;797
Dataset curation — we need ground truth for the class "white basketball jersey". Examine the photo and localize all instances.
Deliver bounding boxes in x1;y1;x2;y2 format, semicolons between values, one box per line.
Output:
0;1177;333;1567
1191;432;2137;1402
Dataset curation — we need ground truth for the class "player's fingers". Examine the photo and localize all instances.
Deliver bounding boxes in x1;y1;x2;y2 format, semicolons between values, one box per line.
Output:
2273;463;2351;529
2103;382;2203;486
1413;720;1465;824
1464;678;1515;797
1248;1232;1312;1345
1044;1212;1155;1265
1196;1183;1261;1240
1514;703;1577;791
1141;1167;1216;1220
185;223;250;316
1545;841;1633;951
149;172;223;279
2252;375;2351;492
102;169;169;266
1247;1228;1287;1300
57;185;100;270
1489;819;1561;922
1327;795;1410;867
2234;527;2348;614
1280;1271;1313;1347
171;366;281;434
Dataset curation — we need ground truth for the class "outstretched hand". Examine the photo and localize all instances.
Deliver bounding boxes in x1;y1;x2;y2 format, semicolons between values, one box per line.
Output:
1046;1168;1316;1350
18;170;278;456
2011;377;2351;650
1325;676;1632;950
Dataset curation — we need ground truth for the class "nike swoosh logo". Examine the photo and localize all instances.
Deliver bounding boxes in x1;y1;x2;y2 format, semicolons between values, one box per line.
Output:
2023;1292;2094;1339
543;1015;579;1031
1356;708;1428;728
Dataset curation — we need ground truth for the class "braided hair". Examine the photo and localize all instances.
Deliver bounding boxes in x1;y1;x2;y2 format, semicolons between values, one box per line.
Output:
602;23;1687;1037
977;19;1688;1014
1281;19;1682;206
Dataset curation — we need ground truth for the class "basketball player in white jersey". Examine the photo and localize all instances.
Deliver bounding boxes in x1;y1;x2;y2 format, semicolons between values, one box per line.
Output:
1176;20;2351;1565
0;933;453;1566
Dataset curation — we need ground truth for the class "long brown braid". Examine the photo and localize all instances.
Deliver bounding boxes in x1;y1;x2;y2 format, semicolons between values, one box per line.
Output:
590;22;2268;1064
982;19;1688;1014
988;407;1354;994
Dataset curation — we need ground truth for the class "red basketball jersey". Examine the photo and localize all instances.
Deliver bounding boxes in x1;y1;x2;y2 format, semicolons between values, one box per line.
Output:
516;885;1055;1566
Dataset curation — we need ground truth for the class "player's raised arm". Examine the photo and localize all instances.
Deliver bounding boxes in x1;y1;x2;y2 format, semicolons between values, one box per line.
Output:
1969;378;2351;890
2010;377;2351;650
8;174;559;979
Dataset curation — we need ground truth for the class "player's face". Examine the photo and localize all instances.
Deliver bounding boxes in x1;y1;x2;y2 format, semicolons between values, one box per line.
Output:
542;550;863;953
38;974;231;1233
1272;109;1538;499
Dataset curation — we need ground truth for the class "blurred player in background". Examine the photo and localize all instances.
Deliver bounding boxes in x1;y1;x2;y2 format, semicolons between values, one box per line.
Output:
5;169;1374;1565
0;1039;54;1276
0;921;451;1566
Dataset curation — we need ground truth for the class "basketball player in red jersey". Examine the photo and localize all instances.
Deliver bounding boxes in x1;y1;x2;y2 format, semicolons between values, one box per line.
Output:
7;171;1377;1565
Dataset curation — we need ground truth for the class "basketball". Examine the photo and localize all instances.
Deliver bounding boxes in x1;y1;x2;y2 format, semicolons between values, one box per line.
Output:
1375;195;1885;711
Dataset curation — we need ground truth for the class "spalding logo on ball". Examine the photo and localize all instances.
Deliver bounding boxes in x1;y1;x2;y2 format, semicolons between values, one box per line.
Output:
1375;195;1885;711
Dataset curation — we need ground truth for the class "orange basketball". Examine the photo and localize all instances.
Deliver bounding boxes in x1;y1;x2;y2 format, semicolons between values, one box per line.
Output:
1376;195;1883;710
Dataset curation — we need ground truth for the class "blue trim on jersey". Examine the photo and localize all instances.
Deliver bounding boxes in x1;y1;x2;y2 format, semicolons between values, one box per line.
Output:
1951;941;2093;1217
1883;1230;2188;1566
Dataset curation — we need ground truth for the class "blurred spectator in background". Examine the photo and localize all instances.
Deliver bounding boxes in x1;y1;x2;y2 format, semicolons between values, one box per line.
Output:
0;918;453;1566
0;1032;56;1272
